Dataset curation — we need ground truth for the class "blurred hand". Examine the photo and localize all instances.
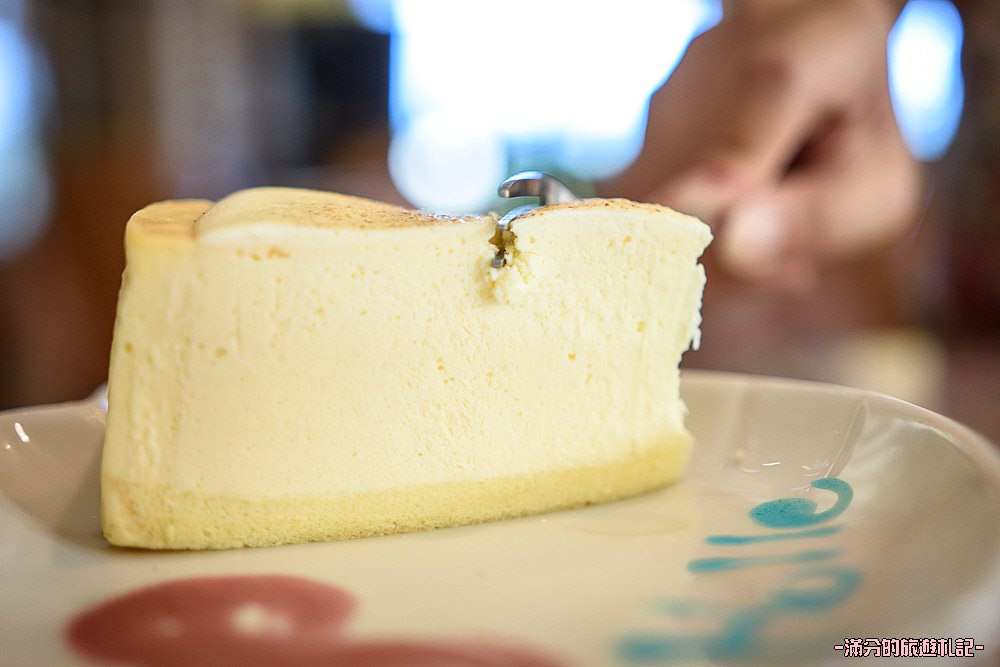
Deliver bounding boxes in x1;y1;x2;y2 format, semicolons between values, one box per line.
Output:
613;0;922;291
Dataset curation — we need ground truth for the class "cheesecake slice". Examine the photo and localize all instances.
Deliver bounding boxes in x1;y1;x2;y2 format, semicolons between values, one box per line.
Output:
101;187;711;549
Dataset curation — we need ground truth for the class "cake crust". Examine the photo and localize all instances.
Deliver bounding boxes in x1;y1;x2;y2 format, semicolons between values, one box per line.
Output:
103;439;689;549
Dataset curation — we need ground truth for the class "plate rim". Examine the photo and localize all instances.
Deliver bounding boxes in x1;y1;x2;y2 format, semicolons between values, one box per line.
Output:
681;368;1000;491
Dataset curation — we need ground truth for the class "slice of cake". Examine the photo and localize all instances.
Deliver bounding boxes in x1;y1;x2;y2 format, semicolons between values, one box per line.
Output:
101;187;711;549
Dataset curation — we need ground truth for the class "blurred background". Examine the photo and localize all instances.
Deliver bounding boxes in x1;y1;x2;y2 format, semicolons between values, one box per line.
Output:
0;0;997;442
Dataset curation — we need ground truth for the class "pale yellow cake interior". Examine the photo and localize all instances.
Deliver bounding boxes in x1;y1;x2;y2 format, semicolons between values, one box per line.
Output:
101;188;711;549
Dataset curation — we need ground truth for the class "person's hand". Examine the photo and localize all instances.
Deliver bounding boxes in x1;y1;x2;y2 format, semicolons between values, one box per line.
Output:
612;0;922;292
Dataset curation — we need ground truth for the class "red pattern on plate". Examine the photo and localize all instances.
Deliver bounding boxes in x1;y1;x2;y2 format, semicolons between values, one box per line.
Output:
66;574;561;667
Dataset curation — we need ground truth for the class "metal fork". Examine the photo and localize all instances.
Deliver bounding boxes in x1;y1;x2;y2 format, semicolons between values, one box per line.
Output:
492;171;580;268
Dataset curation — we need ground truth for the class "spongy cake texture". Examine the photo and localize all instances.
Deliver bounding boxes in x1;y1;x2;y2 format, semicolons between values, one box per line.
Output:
101;188;711;549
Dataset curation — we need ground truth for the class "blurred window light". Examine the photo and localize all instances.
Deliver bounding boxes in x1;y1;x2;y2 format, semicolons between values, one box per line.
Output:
347;0;393;34
381;0;721;213
888;0;964;161
0;20;31;140
388;110;507;213
0;14;52;260
366;0;964;213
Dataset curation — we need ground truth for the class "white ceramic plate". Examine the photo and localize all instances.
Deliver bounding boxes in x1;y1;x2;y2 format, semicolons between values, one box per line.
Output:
3;371;999;666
